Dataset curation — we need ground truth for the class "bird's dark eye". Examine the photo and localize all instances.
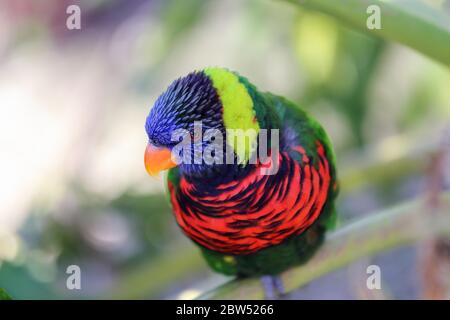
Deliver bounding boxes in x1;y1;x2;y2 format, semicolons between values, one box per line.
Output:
149;138;161;147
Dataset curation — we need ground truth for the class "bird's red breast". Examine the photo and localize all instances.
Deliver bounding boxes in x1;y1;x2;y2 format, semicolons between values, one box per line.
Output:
168;141;331;255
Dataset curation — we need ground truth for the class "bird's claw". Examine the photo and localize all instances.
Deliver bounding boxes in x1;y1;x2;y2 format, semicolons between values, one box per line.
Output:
260;275;285;300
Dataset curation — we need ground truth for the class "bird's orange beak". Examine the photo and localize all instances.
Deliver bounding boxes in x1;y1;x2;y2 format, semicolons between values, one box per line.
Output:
144;143;177;177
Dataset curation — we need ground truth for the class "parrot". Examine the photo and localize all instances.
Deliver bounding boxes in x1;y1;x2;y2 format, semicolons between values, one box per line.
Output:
144;67;338;298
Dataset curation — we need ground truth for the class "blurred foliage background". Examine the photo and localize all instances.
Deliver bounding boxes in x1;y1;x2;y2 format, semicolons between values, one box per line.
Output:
0;0;450;299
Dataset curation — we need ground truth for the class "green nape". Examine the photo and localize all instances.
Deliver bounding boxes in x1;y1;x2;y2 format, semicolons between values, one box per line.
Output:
203;67;260;164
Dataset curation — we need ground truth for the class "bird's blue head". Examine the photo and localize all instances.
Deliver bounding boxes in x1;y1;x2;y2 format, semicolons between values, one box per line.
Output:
145;71;224;148
144;68;262;178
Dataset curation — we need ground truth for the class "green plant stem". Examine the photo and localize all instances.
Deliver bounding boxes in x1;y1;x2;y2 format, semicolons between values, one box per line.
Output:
285;0;450;66
339;142;433;194
0;288;12;300
107;245;207;299
198;191;450;299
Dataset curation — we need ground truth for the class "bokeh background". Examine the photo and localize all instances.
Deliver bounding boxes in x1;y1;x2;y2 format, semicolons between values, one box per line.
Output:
0;0;450;299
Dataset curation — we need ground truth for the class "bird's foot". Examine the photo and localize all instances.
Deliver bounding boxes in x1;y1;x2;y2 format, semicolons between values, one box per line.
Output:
273;275;285;295
260;275;285;300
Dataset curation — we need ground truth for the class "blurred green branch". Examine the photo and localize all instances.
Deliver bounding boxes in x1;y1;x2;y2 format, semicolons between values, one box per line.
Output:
286;0;450;66
0;288;12;300
339;141;433;194
107;245;206;299
199;191;450;299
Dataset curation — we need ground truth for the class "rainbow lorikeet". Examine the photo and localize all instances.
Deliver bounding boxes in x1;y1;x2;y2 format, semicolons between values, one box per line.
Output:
144;68;338;296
